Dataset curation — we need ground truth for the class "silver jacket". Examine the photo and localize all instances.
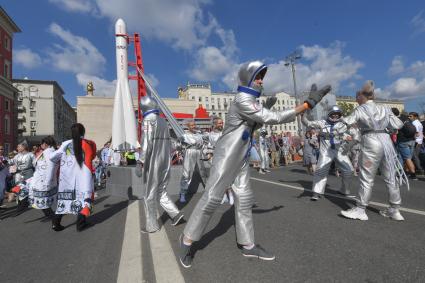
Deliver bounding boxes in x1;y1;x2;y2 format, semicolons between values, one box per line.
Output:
302;115;353;195
184;61;296;244
11;152;35;184
139;112;179;232
343;100;404;207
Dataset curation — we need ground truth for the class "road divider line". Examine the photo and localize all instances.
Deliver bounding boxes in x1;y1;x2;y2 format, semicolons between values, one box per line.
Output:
149;225;185;283
117;201;143;283
251;177;425;216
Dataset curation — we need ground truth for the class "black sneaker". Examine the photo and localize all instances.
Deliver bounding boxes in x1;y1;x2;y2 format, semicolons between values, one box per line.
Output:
171;212;184;226
241;244;275;260
179;234;193;268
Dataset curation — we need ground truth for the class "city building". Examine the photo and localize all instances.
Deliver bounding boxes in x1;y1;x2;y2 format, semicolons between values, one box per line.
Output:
12;79;77;145
336;95;404;113
77;84;200;148
178;83;300;135
0;6;20;153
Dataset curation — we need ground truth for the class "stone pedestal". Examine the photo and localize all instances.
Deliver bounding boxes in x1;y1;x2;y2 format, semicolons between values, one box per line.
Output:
105;165;206;200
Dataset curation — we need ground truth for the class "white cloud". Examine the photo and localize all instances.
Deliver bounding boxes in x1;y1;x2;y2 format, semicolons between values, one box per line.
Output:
411;10;425;36
190;46;235;81
92;0;215;50
388;56;404;75
13;48;42;69
145;73;159;88
46;22;106;75
379;57;425;100
49;0;95;13
261;42;363;95
76;73;116;96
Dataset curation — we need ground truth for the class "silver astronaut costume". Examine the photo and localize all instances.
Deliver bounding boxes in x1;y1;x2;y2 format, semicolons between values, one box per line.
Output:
139;96;180;232
180;128;207;196
259;129;270;170
11;151;35;185
183;61;297;245
343;100;403;208
302;106;354;196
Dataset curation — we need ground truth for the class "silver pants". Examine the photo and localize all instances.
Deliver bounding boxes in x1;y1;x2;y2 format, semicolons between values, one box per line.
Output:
313;147;354;195
357;136;401;208
144;187;180;232
259;147;269;170
184;161;255;245
180;148;206;195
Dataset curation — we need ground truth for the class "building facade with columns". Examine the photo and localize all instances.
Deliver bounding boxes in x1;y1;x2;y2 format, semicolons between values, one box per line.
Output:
178;83;299;135
336;95;404;113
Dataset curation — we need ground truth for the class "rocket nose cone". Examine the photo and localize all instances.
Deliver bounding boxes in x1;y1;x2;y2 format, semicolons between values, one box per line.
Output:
115;18;126;34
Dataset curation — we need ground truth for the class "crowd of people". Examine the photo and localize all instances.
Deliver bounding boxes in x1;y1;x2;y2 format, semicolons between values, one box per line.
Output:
1;60;424;270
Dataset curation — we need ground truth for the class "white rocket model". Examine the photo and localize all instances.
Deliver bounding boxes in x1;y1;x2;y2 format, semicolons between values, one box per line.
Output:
111;18;139;152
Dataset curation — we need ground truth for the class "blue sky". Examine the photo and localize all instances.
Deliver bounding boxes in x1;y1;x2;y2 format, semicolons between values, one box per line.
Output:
3;0;425;113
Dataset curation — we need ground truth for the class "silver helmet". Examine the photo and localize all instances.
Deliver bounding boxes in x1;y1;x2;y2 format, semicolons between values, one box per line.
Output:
260;128;268;137
327;105;343;123
238;61;267;91
140;96;159;114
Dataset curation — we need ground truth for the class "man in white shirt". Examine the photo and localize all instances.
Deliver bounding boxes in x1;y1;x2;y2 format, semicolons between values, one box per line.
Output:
409;112;423;175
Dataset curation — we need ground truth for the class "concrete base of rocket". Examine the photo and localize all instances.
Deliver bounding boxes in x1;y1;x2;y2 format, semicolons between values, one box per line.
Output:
105;165;207;199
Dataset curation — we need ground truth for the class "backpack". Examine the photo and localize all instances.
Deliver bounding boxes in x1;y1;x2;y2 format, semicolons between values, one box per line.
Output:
403;121;417;139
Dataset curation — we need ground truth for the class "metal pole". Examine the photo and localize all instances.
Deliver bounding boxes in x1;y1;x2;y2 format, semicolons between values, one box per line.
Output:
290;62;303;137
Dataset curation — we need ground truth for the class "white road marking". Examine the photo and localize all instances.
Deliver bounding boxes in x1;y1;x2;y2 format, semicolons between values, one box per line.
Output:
117;201;143;283
251;177;425;216
149;225;185;283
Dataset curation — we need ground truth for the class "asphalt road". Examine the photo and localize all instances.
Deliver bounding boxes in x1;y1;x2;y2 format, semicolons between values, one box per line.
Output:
1;164;425;283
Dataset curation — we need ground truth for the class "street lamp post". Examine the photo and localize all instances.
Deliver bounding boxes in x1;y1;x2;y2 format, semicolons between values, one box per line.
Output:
284;51;303;138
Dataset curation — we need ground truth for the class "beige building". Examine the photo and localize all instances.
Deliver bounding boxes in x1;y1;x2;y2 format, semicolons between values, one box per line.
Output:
178;83;299;135
77;88;198;148
12;79;76;144
336;96;405;113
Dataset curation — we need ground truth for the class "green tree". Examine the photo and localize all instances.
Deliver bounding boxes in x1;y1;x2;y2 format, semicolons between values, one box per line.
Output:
337;102;355;116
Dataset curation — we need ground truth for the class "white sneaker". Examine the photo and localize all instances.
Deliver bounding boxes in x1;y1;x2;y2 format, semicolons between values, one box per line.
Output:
228;191;234;206
221;193;229;204
380;207;404;221
258;169;266;174
341;207;368;221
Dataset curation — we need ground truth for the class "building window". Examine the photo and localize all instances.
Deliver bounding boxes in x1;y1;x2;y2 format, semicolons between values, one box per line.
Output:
205;97;208;102
191;96;195;100
17;100;23;106
4;143;10;154
18;91;23;101
4;115;10;134
3;61;10;80
212;105;215;110
30;130;36;136
5;99;10;111
30;101;36;109
30;121;36;129
198;97;202;102
30;111;36;117
211;97;215;102
4;36;10;51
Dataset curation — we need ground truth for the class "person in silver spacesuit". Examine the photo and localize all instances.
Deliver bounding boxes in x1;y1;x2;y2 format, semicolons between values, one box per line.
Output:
137;96;184;233
258;127;270;174
178;60;331;268
302;106;355;201
204;117;234;204
203;117;224;164
340;81;406;221
179;120;207;203
10;141;35;212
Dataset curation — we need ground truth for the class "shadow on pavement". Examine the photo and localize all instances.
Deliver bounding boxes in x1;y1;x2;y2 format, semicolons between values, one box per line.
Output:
252;205;284;214
89;200;129;226
191;206;235;258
